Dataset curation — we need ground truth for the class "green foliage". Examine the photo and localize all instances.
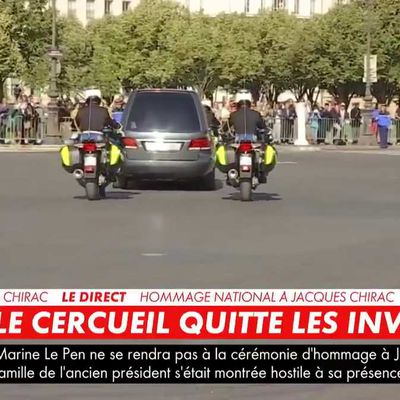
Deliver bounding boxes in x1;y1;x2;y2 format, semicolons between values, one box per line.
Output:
118;0;189;89
0;8;23;99
171;12;223;96
217;14;262;91
1;0;52;90
3;0;400;104
86;16;127;97
57;17;92;95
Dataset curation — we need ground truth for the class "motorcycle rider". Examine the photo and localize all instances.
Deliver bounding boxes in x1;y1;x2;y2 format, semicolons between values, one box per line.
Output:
226;99;266;140
75;95;119;132
224;99;268;183
202;102;220;136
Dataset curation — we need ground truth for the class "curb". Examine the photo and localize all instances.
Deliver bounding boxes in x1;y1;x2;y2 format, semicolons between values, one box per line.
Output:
276;146;321;152
0;145;61;153
1;144;399;154
320;145;400;153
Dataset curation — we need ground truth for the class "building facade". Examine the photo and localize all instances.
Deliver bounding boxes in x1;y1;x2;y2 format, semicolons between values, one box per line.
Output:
56;0;348;25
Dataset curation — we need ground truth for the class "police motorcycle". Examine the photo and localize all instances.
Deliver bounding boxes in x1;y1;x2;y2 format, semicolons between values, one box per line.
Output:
215;126;277;202
59;126;124;201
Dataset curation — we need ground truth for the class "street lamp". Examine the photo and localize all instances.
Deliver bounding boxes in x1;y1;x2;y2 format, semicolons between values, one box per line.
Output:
45;0;62;144
358;0;376;145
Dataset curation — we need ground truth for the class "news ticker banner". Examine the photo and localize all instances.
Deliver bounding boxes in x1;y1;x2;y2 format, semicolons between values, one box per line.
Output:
2;345;400;383
1;289;400;339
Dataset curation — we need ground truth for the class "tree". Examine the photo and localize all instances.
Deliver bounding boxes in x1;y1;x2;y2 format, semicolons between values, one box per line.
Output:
57;17;92;95
1;0;52;91
170;12;224;98
0;9;22;100
119;0;188;89
317;3;367;106
250;11;303;104
369;0;400;104
281;18;332;104
87;16;129;97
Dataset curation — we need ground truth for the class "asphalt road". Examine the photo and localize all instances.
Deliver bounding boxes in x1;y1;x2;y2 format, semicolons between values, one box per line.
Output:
1;149;400;398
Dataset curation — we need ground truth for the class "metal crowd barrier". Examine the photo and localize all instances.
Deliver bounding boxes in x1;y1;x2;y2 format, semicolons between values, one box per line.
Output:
306;118;362;144
390;119;400;144
0;115;47;144
265;116;298;144
60;117;73;139
264;116;400;145
263;116;400;146
306;118;400;145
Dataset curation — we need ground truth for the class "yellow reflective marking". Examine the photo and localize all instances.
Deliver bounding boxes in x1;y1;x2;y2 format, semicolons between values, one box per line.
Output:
60;146;71;166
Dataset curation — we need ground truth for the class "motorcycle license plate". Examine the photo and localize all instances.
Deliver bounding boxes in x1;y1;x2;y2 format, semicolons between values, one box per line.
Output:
84;155;97;166
240;156;252;166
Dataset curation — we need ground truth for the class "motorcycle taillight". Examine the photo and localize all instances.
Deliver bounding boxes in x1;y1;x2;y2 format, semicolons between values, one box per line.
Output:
83;142;97;152
238;142;253;153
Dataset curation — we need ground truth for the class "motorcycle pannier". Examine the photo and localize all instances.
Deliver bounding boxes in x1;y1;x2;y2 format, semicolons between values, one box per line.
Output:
215;144;236;173
60;145;81;173
264;145;277;173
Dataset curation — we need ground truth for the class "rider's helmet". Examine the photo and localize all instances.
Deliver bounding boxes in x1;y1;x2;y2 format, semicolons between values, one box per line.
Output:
237;99;252;109
86;95;101;106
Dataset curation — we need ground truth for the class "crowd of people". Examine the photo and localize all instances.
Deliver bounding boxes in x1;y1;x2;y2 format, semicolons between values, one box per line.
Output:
305;101;400;148
0;95;46;144
209;98;400;148
1;89;400;149
0;91;129;144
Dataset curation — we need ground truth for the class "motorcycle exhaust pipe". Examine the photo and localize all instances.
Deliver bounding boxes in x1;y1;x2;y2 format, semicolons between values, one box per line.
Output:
228;169;238;181
73;169;84;180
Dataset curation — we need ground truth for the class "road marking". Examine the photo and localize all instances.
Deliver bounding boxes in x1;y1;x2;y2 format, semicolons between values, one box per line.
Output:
278;161;298;164
141;253;166;257
332;150;400;156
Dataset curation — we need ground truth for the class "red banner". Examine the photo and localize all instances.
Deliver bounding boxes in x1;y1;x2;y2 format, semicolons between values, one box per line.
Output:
0;306;400;339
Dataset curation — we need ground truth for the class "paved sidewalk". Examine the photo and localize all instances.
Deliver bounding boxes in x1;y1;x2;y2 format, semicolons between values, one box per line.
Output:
0;144;61;153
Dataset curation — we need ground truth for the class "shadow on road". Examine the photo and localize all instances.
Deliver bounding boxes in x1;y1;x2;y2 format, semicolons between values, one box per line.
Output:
73;191;139;200
222;192;282;202
127;179;224;192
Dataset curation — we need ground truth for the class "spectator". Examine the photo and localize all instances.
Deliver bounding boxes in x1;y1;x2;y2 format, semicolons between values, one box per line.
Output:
319;103;332;144
371;103;379;137
31;97;44;140
376;105;391;149
0;98;8;116
112;95;125;112
395;102;400;143
14;95;36;144
336;103;349;143
202;103;220;136
220;103;230;122
111;95;125;124
330;103;341;142
280;100;297;144
0;98;9;140
71;99;85;131
350;102;362;144
309;106;321;144
339;103;349;122
13;85;22;102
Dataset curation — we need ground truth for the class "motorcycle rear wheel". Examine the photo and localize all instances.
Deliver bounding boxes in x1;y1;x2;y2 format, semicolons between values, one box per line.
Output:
240;179;252;202
85;182;101;201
